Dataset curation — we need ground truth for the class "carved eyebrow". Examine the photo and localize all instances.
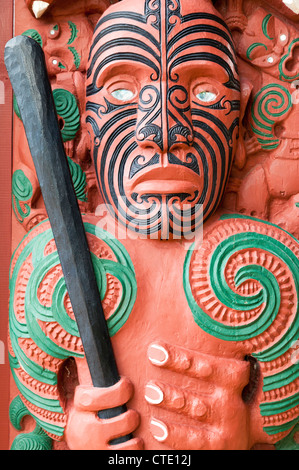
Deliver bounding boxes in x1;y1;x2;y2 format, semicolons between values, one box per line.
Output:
90;52;160;90
169;53;240;91
87;7;240;94
68;46;81;69
94;10;148;34
89;23;160;59
67;21;78;45
168;23;235;52
167;15;239;90
87;19;161;94
87;37;160;79
168;38;238;70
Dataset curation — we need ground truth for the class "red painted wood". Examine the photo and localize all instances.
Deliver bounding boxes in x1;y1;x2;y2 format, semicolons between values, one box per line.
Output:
0;0;13;451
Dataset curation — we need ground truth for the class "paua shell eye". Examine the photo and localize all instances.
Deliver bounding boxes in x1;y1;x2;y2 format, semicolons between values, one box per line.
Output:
48;24;60;39
111;89;135;101
196;91;217;102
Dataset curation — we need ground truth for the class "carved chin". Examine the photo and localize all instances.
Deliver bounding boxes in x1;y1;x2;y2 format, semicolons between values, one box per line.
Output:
112;191;203;241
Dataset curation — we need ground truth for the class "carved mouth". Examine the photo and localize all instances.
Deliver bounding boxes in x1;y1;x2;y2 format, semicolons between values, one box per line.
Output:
127;166;202;196
274;138;299;159
290;141;299;154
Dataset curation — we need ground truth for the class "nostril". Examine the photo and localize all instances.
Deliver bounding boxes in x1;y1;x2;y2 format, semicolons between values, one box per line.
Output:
136;126;163;151
170;140;194;153
143;145;156;150
169;127;194;148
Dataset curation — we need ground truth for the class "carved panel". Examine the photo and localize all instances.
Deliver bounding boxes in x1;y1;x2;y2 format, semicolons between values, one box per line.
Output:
6;0;299;450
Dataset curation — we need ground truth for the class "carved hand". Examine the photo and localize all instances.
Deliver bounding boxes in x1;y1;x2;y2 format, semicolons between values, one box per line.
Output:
65;377;143;450
145;342;253;450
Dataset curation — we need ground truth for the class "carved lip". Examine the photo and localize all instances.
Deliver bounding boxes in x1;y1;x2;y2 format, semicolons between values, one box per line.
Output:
127;166;202;195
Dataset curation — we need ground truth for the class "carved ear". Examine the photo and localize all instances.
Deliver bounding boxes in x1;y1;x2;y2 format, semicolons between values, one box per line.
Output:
234;77;253;170
73;71;92;162
76;120;92;162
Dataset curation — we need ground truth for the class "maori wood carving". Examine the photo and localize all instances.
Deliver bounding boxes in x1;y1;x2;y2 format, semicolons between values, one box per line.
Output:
7;0;299;450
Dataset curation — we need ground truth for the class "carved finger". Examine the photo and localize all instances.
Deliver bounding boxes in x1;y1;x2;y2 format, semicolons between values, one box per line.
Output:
108;437;144;451
65;406;140;450
74;376;134;411
149;417;223;450
147;342;212;378
145;380;210;421
147;342;250;388
102;409;141;444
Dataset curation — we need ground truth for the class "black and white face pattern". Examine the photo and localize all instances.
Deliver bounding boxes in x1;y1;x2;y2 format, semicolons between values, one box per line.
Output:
86;0;240;240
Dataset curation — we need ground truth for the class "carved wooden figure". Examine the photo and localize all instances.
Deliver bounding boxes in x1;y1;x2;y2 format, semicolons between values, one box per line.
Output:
6;0;299;450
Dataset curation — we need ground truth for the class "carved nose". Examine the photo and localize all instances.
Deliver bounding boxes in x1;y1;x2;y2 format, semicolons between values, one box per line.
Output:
136;85;194;153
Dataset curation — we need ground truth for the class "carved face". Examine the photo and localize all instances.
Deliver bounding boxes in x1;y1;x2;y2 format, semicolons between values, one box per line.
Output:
237;7;298;81
42;18;94;76
86;0;240;239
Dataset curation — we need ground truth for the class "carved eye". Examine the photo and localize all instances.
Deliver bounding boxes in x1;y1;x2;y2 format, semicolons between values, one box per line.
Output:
48;24;60;39
111;89;134;102
196;91;217;102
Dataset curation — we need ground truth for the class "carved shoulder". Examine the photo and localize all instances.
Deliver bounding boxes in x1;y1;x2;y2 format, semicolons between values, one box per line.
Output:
8;218;137;448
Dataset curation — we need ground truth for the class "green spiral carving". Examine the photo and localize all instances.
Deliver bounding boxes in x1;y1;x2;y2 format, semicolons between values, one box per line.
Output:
275;423;299;450
184;215;299;359
10;220;136;351
251;84;292;150
9;396;53;450
10;425;53;451
184;214;299;438
67;157;87;202
12;170;33;223
9;395;28;431
9;220;137;439
14;87;80;143
53;89;80;142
